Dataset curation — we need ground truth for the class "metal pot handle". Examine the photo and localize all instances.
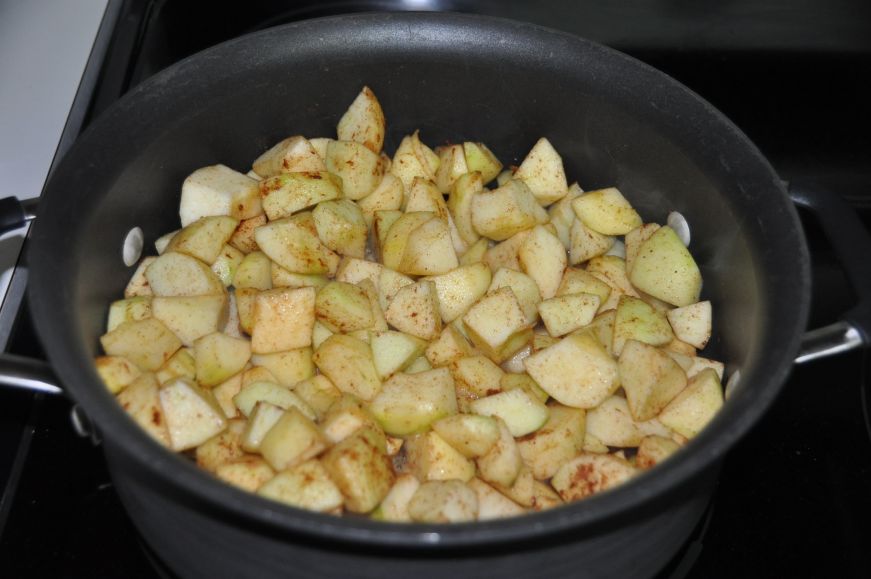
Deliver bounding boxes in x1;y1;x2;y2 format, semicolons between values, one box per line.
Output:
0;196;38;235
790;182;871;363
0;353;62;395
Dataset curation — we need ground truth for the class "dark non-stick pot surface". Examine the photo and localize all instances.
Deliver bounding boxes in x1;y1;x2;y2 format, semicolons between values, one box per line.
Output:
27;12;809;579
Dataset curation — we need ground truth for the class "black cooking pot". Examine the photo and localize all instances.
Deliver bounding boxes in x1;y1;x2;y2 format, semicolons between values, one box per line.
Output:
1;12;870;579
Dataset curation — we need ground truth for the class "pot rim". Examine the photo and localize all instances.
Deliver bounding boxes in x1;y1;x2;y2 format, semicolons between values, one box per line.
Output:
28;11;810;549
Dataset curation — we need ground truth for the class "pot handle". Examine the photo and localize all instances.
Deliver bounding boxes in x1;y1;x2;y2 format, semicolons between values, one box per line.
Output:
790;182;871;363
0;353;63;395
0;196;38;235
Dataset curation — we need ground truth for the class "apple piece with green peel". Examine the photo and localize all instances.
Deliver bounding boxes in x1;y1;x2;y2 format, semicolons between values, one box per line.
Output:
476;418;523;488
95;356;142;394
372;474;420;522
658;367;724;438
194;332;251;387
405;430;476;483
106;296;152;333
337;86;386;154
380;211;435;270
159;378;227;451
232;381;316;419
313;334;382;401
472;179;546;242
252;135;326;177
538;293;601;337
258;459;344;512
514;137;568;205
523;332;619;409
321;426;394;514
557;267;612;306
519;225;566;300
145;252;226;297
216;457;275;493
384;280;442;341
358;173;404;227
618;339;688;422
613;295;674;356
369;368;457;436
551;453;637;501
666;301;712;349
571;187;642;235
370;330;428;380
116;373;171;446
625;223;660;274
259;407;328;471
250;348;314;387
100;318;182;372
500;373;547;403
312;199;368;259
463;141;503;184
180;164;261;226
254;215;340;275
469;387;549;437
291;375;342;421
431;414;500;458
259;171;342;220
628;226;702;307
447;172;484;246
425;263;491;324
270;265;328;290
314;281;374;333
408;480;478;523
211;244;244;287
165;216;239;265
233;251;272;290
398;216;458;276
517;403;586;480
325;140;384;200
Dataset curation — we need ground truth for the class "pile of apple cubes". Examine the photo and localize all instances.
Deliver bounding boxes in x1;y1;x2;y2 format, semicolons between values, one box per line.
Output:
95;87;724;522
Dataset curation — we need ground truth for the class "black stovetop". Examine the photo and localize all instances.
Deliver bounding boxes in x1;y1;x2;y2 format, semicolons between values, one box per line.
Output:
2;1;871;577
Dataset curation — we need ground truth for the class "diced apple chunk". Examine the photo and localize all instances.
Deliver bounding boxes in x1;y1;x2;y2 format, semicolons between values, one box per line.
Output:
337;86;386;154
471;179;541;241
476;418;523;488
116;373;171;446
467;478;526;520
259;407;328;471
518;225;566;300
250;287;315;354
384;280;442;341
254;215;340;275
636;435;681;469
629;226;702;307
321;427;394;513
232;381;316;419
159;378;227;451
240;401;286;452
488;268;541;325
613;295;674;356
538;293;600;337
398;216;458;275
666;301;712;349
514;137;568;205
469;388;549;437
372;474;420;522
165;216;239;265
619;340;687;422
369;368;457;436
463;141;502;184
145;252;226;297
658;368;724;438
431;414;500;458
313;334;381;401
195;419;246;472
370;330;428;380
252;135;326;176
106;296;152;333
462;287;530;362
180;164;261;226
194;332;251;387
95;355;141;394
216;456;275;492
551;453;637;501
405;430;475;482
259;171;342;220
425;263;491;324
408;480;478;523
313;199;368;259
571;187;642;235
517;403;586;480
100;318;182;372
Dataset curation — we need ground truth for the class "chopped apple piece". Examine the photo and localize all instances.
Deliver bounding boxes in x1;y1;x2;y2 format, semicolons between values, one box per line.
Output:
431;413;500;458
321;427;394;514
292;375;341;421
216;456;275;492
462;287;530;362
624;223;660;274
538;293;601;337
240;401;286;452
159;378;227;451
312;199;368;259
371;474;420;522
483;229;530;272
233;252;272;290
250;348;314;387
425;263;491;323
629;226;702;307
569;218;615;264
115;373;171;447
476;418;523;488
459;237;488;266
547;183;583;248
585;395;643;447
380;211;434;270
254;215;340;275
658;368;724;438
636;435;681;469
571;187;642;235
250;287;315;353
337;86;385;154
463;141;503;184
405;177;450;221
471;179;541;241
618;340;687;421
212;373;243;418
165;216;239;265
408;480;478;523
252;135;326;176
446;172;483;247
613;295;674;356
95;355;141;394
194;332;251;387
369;368;458;436
259;407;328;471
467;478;526;520
151;294;228;347
523;332;619;409
425;325;475;367
180;164;261;226
124;256;157;298
488;268;541;325
666;301;712;349
314;281;374;333
106;296;152;333
358;173;404;227
259;171;342;220
383;280;442;341
100;318;182;371
518;225;566;300
195;419;246;472
398;216;458;275
470;388;549;437
228;214;266;254
370;330;428;380
145;252;226;297
514;137;568;205
313;334;382;401
551;453;637;501
233;381;316;419
259;459;343;512
405;430;475;482
211;244;244;287
517;403;586;480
